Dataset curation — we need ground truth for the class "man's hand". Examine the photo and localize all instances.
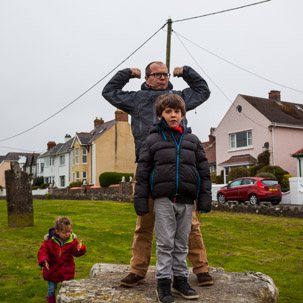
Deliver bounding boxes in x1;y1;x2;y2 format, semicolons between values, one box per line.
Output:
130;68;141;79
173;67;183;77
44;259;49;270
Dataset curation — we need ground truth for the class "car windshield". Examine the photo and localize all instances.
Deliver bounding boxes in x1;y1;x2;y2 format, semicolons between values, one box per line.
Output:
261;180;278;186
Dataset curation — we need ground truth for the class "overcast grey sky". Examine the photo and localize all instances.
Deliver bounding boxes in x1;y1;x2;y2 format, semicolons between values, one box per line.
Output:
1;0;302;155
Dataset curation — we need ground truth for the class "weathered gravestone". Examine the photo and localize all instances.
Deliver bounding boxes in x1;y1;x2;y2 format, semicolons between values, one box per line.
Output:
5;162;34;227
57;264;279;303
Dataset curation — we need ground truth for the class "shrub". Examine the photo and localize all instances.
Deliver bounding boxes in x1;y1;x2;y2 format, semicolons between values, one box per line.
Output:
215;170;224;184
33;176;44;187
257;165;289;185
210;172;217;183
280;174;292;192
39;183;48;189
68;181;82;188
99;172;134;187
32;185;39;190
256;172;276;179
249;165;256;177
227;167;249;182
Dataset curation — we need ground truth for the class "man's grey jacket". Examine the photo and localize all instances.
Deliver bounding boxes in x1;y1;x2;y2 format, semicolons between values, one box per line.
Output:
102;66;211;161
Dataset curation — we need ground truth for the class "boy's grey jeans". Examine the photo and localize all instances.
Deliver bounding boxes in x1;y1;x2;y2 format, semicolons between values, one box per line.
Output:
154;197;194;279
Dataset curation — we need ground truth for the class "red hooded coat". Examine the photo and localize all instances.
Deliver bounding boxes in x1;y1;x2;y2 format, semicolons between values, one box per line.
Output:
38;231;86;283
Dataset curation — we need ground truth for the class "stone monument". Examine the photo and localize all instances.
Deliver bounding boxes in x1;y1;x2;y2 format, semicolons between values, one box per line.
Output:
5;161;34;227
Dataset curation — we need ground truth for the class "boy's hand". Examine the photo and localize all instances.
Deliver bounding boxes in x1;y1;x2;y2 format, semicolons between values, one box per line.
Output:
77;240;82;251
130;68;141;79
44;260;49;270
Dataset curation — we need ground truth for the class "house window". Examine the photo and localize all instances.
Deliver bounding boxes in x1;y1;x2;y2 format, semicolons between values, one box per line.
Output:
75;148;79;164
60;155;65;166
230;131;252;149
40;163;44;173
60;176;65;187
82;148;87;164
44;158;49;167
82;171;87;182
49;157;54;166
75;171;80;181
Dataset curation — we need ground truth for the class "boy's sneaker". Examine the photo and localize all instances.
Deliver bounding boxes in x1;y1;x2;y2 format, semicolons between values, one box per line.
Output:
172;276;199;300
197;272;214;286
156;278;174;303
120;272;144;287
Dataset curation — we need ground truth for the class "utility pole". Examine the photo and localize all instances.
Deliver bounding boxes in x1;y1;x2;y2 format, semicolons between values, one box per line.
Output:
166;18;172;72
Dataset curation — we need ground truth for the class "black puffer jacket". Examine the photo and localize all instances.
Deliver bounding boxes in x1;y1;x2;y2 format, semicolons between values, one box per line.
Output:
134;118;212;215
102;66;210;161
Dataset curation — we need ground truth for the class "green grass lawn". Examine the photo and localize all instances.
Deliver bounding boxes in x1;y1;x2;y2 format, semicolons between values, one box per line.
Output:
0;199;302;302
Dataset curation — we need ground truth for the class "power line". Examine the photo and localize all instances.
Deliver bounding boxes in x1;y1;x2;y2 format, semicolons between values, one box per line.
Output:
173;0;272;23
0;1;274;143
0;23;167;143
174;31;303;96
174;31;270;131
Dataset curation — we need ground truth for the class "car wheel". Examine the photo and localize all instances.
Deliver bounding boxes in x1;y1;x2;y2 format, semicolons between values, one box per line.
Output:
249;194;259;206
217;193;226;204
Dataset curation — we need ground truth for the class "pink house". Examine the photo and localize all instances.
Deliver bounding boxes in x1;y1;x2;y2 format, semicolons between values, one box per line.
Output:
214;91;303;182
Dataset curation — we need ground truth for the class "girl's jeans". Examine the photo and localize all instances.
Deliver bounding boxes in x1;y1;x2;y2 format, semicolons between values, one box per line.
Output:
48;281;57;296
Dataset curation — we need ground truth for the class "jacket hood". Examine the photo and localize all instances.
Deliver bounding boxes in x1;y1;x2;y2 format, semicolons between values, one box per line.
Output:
44;227;77;241
141;81;173;91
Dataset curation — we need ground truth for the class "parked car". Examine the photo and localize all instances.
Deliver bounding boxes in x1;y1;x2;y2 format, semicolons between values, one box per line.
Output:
217;177;282;206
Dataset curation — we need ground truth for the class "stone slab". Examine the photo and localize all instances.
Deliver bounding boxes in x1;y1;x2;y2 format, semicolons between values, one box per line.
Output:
57;264;278;303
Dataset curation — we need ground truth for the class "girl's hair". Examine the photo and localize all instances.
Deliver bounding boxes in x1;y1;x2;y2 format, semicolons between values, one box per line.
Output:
155;93;186;117
55;216;72;231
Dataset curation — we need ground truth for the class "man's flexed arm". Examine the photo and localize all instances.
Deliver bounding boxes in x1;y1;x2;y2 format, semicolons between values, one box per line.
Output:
177;66;211;112
102;68;139;113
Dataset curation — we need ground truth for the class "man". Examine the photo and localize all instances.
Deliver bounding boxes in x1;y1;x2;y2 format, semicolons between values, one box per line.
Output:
102;61;213;287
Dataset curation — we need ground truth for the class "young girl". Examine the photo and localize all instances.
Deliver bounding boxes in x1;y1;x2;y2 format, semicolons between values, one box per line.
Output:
38;216;86;303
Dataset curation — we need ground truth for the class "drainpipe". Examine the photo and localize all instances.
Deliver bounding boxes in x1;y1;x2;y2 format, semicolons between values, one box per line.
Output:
271;123;276;166
298;157;302;177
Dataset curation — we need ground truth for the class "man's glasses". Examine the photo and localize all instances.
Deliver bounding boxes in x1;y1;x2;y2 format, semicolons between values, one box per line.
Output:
147;72;170;79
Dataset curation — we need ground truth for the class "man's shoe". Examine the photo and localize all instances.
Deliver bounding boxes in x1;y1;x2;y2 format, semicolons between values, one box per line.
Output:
197;272;214;286
156;278;174;303
120;272;144;287
172;276;199;300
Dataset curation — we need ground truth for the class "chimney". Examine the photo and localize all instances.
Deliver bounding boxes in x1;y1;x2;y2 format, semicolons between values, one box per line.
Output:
94;117;104;127
47;141;56;151
268;90;281;102
65;134;71;142
115;109;128;122
208;134;215;144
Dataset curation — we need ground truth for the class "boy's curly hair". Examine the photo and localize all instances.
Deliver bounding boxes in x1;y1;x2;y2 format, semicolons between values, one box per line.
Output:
55;216;72;231
155;94;186;117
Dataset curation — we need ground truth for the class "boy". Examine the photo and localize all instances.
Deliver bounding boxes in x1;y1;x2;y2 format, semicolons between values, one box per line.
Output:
134;94;212;303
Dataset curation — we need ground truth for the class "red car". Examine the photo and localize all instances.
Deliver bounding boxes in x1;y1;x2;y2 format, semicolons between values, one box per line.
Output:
217;177;282;206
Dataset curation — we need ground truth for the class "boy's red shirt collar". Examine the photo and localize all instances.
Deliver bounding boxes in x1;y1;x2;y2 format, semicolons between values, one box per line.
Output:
170;125;183;133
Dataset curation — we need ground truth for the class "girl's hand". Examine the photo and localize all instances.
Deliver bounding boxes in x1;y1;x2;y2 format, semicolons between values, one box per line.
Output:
44;260;49;270
77;240;82;251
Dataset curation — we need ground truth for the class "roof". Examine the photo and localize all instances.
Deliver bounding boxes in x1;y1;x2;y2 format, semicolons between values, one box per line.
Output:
39;137;74;158
292;148;303;157
1;152;40;166
75;120;116;146
219;154;257;166
240;94;303;127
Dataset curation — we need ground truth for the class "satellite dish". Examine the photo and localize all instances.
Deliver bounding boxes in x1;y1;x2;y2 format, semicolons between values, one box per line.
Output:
263;142;269;149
